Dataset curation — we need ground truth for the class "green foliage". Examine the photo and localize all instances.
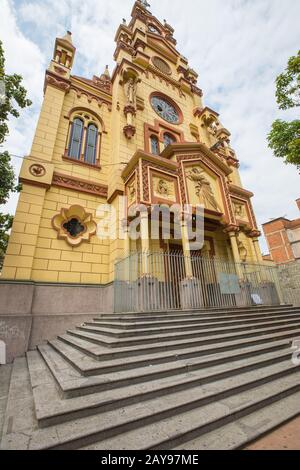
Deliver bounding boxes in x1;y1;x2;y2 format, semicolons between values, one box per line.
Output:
268;51;300;170
275;51;300;110
0;40;32;266
268;120;300;169
0;213;13;269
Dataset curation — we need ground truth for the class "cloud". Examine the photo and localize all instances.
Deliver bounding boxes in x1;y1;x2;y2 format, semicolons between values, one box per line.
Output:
1;0;299;254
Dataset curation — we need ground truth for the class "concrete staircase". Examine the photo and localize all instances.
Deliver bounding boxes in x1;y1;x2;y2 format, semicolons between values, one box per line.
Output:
1;305;300;450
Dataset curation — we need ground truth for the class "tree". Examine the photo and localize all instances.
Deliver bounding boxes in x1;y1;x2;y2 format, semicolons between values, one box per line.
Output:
268;50;300;170
0;40;32;266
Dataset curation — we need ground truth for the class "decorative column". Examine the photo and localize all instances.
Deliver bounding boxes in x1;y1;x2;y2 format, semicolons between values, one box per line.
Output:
224;226;243;278
140;210;150;275
252;237;263;264
180;217;204;309
181;219;193;278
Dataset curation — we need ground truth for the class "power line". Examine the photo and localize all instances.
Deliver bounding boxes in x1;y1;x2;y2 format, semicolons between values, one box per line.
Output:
6;153;128;168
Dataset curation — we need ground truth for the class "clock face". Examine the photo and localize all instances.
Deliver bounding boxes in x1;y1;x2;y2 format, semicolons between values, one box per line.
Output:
151;96;180;124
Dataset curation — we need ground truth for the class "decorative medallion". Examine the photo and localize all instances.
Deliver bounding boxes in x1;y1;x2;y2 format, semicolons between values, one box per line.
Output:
150;95;180;124
52;205;97;247
152;56;172;76
29;164;46;178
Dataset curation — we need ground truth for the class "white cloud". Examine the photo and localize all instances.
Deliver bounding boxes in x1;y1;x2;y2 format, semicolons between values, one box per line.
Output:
1;0;299;254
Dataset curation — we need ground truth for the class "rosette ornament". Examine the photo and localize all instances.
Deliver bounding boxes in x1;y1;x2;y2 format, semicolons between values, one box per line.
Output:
52;205;97;247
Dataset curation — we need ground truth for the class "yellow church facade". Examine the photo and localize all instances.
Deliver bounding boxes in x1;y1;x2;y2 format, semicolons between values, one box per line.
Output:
2;1;264;295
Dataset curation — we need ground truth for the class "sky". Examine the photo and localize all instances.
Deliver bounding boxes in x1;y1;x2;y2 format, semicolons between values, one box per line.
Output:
0;0;299;254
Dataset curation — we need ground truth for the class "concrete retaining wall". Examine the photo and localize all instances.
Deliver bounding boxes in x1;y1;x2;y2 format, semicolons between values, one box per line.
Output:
0;281;114;363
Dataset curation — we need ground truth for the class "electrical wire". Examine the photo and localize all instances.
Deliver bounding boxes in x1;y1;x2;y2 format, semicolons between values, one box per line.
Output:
4;153;128;168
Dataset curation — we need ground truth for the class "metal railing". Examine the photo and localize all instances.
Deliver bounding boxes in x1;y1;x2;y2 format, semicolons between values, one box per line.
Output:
114;252;283;313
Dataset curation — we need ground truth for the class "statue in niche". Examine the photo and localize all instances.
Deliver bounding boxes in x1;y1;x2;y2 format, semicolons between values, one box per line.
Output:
208;120;219;136
156;179;169;197
124;77;137;106
186;167;222;212
238;239;248;263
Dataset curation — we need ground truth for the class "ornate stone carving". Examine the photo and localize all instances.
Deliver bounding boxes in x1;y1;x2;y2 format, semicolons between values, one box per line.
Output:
52;205;97;247
234;203;245;218
127;180;136;205
123;124;136;139
156;179;169;197
45;73;70;93
152;56;171;76
124;104;136;117
52;172;108;198
186;167;222;212
29;164;46;178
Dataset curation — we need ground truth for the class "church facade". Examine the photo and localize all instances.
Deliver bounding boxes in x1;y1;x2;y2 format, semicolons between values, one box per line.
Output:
2;1;264;304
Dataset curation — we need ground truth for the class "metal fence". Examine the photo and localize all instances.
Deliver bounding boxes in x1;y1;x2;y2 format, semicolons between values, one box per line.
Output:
114;252;283;313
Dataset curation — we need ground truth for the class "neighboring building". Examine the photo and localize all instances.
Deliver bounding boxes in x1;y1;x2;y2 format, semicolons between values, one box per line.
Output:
262;199;300;264
2;0;264;309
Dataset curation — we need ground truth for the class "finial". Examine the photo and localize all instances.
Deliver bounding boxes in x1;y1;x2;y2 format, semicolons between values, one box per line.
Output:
104;65;110;78
62;31;73;43
139;0;151;9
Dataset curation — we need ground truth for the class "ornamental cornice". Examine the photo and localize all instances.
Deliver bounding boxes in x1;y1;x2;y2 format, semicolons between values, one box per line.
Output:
52;172;108;198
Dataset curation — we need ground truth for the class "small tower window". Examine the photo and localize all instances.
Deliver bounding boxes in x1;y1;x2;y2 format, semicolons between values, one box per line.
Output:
69;118;83;160
163;133;176;148
85;124;98;164
150;135;160;155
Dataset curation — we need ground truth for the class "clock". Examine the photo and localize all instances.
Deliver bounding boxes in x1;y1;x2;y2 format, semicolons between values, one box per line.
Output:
151;95;180;124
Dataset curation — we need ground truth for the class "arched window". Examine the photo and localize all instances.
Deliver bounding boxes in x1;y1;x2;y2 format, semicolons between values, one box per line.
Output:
150;135;160;155
68;118;83;160
163;133;177;148
85;124;98;164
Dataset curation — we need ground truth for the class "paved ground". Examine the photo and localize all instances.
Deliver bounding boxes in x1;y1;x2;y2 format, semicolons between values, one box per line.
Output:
245;415;300;450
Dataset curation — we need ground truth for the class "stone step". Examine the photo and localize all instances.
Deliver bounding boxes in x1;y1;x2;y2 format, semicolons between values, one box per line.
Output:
95;306;299;323
0;365;12;438
67;321;300;351
0;358;37;451
50;335;291;377
37;341;294;401
79;315;300;340
29;345;295;428
79;370;300;451
23;362;300;450
58;326;300;362
89;311;300;333
174;390;300;450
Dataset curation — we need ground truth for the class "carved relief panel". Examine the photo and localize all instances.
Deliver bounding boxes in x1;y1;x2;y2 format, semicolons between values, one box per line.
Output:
184;164;224;214
150;170;179;205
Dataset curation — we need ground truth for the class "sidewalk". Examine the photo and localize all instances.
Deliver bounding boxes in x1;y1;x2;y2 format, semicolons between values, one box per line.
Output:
245;415;300;450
